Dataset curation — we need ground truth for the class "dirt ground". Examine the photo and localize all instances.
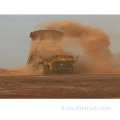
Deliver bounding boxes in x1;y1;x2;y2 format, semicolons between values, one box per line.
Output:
0;74;120;98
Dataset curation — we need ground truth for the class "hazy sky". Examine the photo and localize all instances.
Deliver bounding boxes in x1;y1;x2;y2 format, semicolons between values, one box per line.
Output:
0;15;120;69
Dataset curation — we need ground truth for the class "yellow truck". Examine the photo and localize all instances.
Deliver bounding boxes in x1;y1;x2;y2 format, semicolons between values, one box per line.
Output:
27;30;78;74
38;54;78;74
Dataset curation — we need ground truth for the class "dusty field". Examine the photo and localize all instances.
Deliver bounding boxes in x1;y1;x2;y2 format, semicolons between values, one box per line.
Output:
0;74;120;98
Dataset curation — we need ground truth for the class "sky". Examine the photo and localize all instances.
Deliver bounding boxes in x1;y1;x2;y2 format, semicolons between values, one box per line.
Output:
0;15;120;69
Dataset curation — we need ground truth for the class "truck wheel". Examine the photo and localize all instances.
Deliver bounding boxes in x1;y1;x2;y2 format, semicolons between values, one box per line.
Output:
39;64;48;75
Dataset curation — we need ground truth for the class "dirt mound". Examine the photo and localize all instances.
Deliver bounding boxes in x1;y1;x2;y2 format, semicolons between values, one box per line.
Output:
0;68;20;76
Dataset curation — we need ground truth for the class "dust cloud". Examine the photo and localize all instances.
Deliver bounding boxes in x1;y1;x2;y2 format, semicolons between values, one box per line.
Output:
35;20;116;73
1;20;120;75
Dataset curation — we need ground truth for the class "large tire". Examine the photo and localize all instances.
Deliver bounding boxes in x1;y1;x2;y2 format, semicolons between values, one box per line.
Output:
38;64;48;75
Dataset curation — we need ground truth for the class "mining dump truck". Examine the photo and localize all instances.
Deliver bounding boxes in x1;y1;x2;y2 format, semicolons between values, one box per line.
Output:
27;29;77;74
38;54;77;74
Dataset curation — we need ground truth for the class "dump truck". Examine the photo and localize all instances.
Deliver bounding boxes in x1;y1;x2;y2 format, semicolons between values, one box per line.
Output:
27;29;78;74
38;54;78;74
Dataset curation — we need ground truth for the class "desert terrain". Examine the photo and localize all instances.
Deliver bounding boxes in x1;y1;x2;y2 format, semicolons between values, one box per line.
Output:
0;20;120;99
0;74;120;98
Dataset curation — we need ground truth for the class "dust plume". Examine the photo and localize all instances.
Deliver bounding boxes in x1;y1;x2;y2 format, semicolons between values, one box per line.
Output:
2;20;119;75
34;20;114;73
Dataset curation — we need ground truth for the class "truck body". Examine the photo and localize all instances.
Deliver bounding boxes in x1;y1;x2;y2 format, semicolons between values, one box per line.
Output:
38;54;77;74
27;29;78;74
